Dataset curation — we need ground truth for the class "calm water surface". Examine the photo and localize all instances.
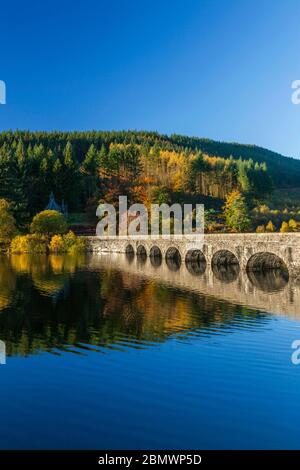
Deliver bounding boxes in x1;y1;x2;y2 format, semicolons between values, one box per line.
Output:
0;252;299;449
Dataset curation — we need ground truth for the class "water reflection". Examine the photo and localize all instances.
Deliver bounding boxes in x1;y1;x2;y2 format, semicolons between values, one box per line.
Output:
212;263;240;283
125;251;134;264
0;252;297;358
150;254;162;268
186;259;206;276
166;256;181;271
247;268;289;293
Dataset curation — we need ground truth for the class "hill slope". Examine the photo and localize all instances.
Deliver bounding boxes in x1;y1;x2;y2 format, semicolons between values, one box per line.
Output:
0;130;298;188
165;134;300;188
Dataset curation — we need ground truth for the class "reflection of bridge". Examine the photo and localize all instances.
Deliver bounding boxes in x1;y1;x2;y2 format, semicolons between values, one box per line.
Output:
88;252;300;319
86;233;300;277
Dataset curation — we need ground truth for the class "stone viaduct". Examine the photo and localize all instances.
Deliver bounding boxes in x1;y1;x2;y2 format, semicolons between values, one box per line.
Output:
85;233;300;278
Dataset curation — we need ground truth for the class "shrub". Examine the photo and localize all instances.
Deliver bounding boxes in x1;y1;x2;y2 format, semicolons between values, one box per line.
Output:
280;221;289;233
10;234;47;253
48;231;86;253
266;220;276;232
288;219;298;231
48;234;67;253
69;236;86;253
30;210;67;238
63;230;77;249
10;235;29;253
258;204;270;214
256;225;265;233
10;230;86;254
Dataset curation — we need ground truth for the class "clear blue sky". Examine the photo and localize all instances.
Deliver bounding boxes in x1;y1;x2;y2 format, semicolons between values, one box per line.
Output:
1;0;300;157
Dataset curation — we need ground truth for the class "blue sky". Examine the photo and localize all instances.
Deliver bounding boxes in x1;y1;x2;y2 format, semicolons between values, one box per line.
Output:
1;0;300;157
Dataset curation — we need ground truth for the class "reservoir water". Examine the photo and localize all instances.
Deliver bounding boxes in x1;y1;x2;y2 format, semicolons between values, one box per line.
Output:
0;252;299;449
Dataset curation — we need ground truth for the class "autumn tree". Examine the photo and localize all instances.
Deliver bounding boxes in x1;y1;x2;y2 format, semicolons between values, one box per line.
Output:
266;220;275;232
280;221;289;233
256;224;265;233
288;219;298;231
224;190;251;232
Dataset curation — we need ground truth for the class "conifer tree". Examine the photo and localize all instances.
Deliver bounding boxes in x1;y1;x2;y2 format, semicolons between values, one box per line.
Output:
224;190;251;232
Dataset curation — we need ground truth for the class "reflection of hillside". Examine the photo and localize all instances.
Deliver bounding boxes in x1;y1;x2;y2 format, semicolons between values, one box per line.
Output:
0;253;269;357
0;256;16;311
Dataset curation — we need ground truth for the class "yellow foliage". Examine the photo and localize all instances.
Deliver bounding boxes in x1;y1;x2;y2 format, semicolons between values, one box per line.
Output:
49;235;66;253
280;221;289;233
49;231;86;253
11;230;86;254
288;219;298;231
266;220;275;232
10;234;47;253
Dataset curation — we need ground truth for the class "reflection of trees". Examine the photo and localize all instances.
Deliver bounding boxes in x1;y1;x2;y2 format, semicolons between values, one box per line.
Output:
0;256;16;311
10;253;88;297
0;254;267;357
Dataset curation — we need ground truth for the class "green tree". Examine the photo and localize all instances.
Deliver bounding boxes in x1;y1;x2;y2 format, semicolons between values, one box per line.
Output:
16;139;26;169
61;142;79;210
81;144;99;198
30;210;67;239
0;143;29;227
0;199;17;243
186;152;210;192
224;190;251;232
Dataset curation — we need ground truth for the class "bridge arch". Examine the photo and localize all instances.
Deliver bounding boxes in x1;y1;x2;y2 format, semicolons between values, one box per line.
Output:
136;245;147;257
185;249;206;276
212;250;240;283
150;245;162;259
185;249;206;263
165;246;182;262
212;250;239;267
149;245;162;267
246;252;289;292
246;252;289;273
165;247;181;271
125;244;134;255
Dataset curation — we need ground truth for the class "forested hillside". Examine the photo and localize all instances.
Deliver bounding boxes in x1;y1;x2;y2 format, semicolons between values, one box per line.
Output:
0;130;297;229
